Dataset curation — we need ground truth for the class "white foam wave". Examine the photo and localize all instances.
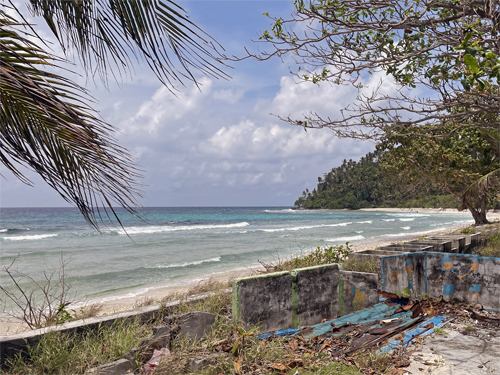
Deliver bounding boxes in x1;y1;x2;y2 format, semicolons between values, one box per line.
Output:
261;222;352;232
380;227;449;238
401;226;411;230
0;229;6;233
263;209;295;213
356;220;372;224
399;218;415;222
325;235;365;242
2;234;57;241
119;222;250;235
147;257;221;269
382;219;395;222
389;213;430;217
355;231;364;234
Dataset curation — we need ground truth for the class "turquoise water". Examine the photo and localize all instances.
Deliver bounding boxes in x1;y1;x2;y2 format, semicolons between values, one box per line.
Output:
0;207;473;306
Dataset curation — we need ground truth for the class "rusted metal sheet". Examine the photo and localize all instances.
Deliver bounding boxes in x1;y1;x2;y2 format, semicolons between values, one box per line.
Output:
259;301;452;356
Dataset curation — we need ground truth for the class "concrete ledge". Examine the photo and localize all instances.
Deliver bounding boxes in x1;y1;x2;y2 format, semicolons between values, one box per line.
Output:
0;288;230;365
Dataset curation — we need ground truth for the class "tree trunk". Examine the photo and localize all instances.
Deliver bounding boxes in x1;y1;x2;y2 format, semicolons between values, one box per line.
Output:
463;198;491;225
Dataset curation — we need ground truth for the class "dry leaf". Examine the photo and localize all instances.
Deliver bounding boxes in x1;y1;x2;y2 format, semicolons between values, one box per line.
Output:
234;357;243;375
268;363;291;371
390;369;409;374
290;339;299;351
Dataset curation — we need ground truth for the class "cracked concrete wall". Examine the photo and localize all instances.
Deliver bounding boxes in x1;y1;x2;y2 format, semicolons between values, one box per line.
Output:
379;252;500;310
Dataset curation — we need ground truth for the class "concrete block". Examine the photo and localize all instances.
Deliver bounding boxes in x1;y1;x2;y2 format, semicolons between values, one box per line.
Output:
429;235;466;253
339;271;378;316
232;272;293;332
350;249;403;262
406;240;452;252
291;264;339;327
380;244;433;252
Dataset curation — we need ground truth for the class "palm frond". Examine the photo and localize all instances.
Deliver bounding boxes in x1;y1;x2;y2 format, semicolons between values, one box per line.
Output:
26;0;230;90
0;10;142;229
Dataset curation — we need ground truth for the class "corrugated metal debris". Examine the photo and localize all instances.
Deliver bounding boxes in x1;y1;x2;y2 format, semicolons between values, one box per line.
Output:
260;300;453;357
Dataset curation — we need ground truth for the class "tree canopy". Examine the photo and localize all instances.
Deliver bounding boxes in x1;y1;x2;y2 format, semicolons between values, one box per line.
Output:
1;1;228;229
294;149;462;210
250;0;500;139
379;126;500;224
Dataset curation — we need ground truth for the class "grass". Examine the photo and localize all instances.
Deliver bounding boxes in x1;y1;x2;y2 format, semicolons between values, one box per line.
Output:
341;257;378;273
2;319;150;375
476;233;500;258
259;244;352;273
153;316;364;375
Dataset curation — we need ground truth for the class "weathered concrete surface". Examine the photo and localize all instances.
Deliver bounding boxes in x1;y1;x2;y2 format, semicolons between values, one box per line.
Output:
339;270;378;316
0;288;230;366
406;328;500;374
178;312;216;341
407;239;453;253
377;253;426;297
232;272;293;332
349;249;402;263
426;253;500;308
429;235;466;253
291;264;339;327
380;244;434;252
380;252;500;310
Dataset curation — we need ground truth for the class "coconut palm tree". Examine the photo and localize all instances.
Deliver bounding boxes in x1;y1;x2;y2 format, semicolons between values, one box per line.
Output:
0;1;228;229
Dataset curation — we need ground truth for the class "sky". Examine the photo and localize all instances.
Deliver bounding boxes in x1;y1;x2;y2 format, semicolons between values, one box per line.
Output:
0;0;378;208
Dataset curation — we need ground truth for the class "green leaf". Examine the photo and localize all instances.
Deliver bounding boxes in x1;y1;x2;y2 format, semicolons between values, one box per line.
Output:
464;54;479;74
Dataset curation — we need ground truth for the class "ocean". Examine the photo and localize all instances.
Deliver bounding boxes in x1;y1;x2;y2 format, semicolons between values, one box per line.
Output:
0;207;473;309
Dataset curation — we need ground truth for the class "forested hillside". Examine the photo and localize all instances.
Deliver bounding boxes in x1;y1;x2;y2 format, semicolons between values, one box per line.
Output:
294;150;460;209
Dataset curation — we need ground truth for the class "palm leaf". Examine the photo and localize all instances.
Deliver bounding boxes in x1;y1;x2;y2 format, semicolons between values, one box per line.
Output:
26;0;230;90
1;10;142;230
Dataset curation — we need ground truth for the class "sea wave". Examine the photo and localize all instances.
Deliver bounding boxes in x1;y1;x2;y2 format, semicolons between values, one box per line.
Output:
382;219;395;222
146;257;221;269
2;234;57;241
380;227;448;238
119;222;250;235
356;220;372;224
325;235;365;242
263;209;295;213
399;218;415;222
261;222;352;232
355;231;363;234
0;228;30;234
401;226;411;230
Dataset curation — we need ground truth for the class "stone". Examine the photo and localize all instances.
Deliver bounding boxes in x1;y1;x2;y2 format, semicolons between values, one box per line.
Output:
86;358;134;375
178;312;217;341
188;352;228;372
152;325;170;337
138;333;171;364
122;347;138;364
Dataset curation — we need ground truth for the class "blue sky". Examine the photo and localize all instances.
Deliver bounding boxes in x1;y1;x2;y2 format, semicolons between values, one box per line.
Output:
0;1;377;208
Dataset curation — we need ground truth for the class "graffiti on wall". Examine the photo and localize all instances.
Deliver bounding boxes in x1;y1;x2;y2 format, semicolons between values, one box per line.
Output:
381;252;500;311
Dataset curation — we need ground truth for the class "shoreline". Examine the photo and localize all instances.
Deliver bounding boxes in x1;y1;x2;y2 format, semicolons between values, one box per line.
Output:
2;208;499;335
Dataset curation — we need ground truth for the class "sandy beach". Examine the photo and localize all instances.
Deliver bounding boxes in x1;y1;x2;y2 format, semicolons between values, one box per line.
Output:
1;207;499;336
